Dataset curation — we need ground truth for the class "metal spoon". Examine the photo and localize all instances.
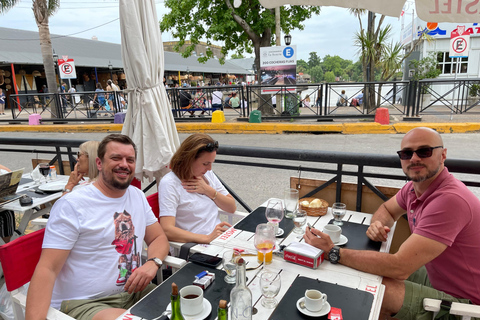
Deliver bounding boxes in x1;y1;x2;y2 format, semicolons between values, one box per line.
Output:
153;310;171;320
299;300;306;309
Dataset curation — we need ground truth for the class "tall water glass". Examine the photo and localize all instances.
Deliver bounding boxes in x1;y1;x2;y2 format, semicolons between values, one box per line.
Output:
223;249;241;284
284;188;299;219
293;209;307;235
332;202;347;226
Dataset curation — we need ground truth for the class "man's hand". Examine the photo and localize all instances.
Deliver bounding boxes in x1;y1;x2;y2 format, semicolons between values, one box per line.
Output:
124;262;158;294
207;221;232;242
366;220;391;242
303;226;335;254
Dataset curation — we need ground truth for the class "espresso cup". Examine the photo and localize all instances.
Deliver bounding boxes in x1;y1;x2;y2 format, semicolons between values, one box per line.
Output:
180;285;204;316
305;289;327;312
323;224;342;243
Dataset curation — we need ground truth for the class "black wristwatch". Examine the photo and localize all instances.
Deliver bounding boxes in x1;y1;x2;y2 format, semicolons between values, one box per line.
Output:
147;257;163;268
328;246;341;264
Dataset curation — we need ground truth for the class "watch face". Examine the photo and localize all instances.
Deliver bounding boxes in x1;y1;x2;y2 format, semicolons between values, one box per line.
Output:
328;248;339;263
153;258;162;266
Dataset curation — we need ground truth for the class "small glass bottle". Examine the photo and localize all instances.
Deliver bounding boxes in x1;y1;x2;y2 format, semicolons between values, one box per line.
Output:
218;299;228;320
170;282;185;320
49;165;57;180
230;258;252;320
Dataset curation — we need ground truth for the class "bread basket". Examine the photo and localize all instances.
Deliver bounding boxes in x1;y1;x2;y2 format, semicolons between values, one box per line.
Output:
298;197;329;217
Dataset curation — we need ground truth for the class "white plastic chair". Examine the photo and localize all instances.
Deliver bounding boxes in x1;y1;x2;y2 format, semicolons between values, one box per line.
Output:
424;298;480;320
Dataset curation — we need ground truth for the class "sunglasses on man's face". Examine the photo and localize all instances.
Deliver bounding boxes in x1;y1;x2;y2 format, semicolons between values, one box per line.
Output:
203;141;219;152
396;146;443;160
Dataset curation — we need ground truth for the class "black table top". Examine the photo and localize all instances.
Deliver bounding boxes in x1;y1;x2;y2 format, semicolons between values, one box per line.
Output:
131;262;234;320
234;206;295;236
327;219;382;252
269;276;374;320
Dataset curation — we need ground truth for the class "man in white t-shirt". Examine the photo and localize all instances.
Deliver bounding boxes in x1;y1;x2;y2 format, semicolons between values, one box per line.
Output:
26;134;169;320
211;82;223;111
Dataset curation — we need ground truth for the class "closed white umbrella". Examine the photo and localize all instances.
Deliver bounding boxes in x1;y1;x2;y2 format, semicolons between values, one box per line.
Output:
259;0;479;23
119;0;180;182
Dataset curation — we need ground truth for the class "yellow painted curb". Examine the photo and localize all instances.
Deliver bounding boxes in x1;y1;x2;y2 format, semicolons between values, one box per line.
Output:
2;121;480;134
0;124;123;132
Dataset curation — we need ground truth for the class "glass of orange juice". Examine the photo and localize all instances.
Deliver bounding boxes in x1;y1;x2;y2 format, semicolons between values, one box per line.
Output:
254;224;275;267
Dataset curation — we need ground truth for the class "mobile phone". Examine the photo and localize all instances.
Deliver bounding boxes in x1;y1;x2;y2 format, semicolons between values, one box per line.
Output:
188;252;223;268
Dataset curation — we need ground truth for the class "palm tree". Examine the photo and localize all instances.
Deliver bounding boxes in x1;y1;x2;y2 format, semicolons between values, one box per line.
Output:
1;0;61;117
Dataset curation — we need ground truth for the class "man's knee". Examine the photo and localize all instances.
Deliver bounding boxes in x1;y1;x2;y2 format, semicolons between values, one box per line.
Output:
382;277;406;316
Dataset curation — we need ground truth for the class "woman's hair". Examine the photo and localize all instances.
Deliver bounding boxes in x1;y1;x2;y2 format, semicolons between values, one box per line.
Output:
170;133;218;181
79;140;101;180
341;90;346;94
96;83;102;90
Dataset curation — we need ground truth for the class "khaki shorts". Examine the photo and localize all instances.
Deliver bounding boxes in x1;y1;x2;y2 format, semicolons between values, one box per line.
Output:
60;284;156;320
394;266;476;320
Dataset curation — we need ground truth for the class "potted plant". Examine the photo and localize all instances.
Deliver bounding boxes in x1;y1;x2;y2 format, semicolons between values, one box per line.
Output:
409;53;442;106
468;83;480;105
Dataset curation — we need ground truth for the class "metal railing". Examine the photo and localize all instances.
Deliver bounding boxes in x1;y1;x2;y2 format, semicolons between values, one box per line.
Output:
1;137;479;213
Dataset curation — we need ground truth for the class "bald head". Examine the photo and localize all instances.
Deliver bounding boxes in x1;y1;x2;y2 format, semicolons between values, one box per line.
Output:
401;127;443;150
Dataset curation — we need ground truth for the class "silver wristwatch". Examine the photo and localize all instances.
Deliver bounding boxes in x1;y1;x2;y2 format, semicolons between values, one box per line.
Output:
147;257;163;268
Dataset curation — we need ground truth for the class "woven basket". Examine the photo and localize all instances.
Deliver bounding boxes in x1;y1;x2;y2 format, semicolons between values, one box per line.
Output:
299;197;329;217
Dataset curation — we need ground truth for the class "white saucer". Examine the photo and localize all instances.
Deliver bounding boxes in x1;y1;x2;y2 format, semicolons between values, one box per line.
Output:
334;234;348;246
38;181;67;192
276;228;284;237
166;298;212;320
296;297;331;317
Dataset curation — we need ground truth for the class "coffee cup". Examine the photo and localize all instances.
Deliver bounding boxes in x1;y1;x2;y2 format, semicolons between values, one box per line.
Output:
323;224;342;243
180;285;204;316
304;289;327;312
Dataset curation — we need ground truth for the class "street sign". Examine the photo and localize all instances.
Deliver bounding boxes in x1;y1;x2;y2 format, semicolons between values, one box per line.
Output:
450;26;470;58
58;57;77;79
260;45;297;93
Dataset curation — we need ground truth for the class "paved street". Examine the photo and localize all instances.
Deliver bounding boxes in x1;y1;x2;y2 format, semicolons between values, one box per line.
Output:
2;131;479;210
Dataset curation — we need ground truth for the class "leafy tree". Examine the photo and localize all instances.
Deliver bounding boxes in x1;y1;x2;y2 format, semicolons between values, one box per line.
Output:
1;0;61;117
297;59;309;74
409;53;442;94
322;55;351;77
324;71;335;83
230;52;245;59
308;52;321;69
309;65;324;83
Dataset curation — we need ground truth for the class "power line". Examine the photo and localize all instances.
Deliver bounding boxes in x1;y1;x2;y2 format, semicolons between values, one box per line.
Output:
0;18;119;41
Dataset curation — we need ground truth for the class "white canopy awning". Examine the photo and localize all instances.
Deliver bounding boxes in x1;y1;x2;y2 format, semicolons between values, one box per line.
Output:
259;0;480;23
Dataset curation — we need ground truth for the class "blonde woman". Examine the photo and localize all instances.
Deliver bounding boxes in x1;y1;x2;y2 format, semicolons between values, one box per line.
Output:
64;140;100;193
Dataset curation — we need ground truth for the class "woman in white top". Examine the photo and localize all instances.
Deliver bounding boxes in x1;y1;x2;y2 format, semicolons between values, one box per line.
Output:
63;140;100;193
159;133;236;243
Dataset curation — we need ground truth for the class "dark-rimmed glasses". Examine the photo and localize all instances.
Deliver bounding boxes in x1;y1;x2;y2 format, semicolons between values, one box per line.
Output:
397;146;443;160
203;141;219;152
77;151;88;158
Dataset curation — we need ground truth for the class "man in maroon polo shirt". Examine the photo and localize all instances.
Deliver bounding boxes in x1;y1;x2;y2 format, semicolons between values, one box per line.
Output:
305;127;480;319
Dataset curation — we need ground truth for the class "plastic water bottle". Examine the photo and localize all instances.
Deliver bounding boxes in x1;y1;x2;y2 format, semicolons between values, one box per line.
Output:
230;258;252;320
49;166;57;180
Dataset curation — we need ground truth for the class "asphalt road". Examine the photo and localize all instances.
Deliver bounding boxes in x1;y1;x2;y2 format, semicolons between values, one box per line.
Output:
2;131;480;210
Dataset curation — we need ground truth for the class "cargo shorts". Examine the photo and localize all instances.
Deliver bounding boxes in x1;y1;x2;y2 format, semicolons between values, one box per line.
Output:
394;266;476;320
60;284;156;320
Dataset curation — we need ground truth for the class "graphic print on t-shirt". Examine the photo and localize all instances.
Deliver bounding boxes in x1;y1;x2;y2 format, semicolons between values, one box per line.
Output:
111;210;140;286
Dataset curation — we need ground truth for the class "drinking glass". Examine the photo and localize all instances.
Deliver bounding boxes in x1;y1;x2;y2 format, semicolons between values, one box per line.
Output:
260;272;281;308
332;202;347;226
284;188;299;219
293;209;307;235
265;199;284;236
38;163;51;184
222;249;241;284
254;224;275;271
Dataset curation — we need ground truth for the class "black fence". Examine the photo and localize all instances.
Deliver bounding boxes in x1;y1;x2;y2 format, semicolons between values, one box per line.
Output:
5;78;480;122
1;137;479;213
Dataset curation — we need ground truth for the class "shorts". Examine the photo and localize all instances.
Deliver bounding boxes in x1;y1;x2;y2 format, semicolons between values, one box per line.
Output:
394;266;476;320
0;210;15;238
60;283;156;320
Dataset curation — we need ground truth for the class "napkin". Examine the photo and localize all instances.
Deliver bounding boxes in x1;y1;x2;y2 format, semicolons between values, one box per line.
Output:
287;242;323;256
30;165;43;183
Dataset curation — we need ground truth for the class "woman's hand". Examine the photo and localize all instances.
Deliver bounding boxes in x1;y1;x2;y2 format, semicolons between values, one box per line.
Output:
182;176;210;196
65;163;84;190
207;221;232;242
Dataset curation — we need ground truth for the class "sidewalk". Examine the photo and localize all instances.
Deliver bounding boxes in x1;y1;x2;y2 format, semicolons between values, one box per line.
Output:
2;105;480;134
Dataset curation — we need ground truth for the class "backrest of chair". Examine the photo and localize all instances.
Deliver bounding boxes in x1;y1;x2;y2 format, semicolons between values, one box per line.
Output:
131;177;142;189
0;228;45;292
146;192;160;221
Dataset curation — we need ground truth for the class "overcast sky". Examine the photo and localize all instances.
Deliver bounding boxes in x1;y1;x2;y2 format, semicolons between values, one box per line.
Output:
0;0;405;63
